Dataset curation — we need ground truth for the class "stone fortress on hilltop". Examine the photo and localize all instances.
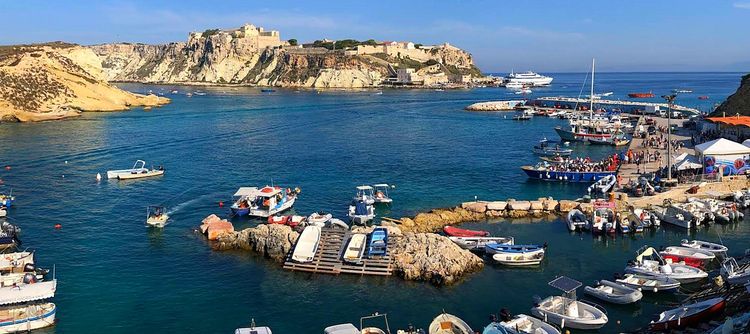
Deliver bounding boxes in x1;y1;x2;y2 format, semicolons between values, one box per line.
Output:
189;23;285;50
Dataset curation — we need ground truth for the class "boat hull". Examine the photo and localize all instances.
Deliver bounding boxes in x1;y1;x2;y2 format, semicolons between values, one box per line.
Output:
650;298;725;331
554;127;613;142
0;303;56;333
522;167;616;183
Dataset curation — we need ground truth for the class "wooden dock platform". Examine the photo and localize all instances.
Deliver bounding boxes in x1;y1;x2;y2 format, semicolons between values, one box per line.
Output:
536;96;701;114
282;228;397;276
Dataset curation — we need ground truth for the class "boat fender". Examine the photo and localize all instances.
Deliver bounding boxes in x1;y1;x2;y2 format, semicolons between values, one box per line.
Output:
218;201;224;208
54;223;62;229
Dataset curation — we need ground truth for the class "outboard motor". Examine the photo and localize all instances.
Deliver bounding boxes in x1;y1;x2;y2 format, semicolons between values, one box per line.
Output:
22;272;37;284
499;308;512;322
23;263;36;273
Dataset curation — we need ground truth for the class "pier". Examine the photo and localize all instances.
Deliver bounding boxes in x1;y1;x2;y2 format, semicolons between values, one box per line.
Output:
536;96;702;114
282;227;397;276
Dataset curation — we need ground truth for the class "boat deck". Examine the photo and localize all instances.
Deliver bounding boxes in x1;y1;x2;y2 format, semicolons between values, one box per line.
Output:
282;227;397;276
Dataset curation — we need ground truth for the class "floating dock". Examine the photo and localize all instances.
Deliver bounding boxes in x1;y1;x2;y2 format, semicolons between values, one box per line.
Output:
282;227;396;276
535;96;702;114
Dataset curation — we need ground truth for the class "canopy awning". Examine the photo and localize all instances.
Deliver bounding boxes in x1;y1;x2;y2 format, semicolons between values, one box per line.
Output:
695;138;750;156
674;154;702;171
233;187;259;197
0;280;56;305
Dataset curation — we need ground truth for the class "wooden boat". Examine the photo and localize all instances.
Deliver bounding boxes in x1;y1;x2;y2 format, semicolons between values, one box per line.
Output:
650;297;725;331
291;226;321;263
530;276;608;330
660;246;715;268
583;280;642;304
106;160;164;180
720;257;750;285
492;314;560;334
342;234;367;264
615;273;680;293
366;228;388;257
307;212;332;227
146;205;169;228
566;209;589;231
428;313;473;334
680;239;728;254
489;244;545;266
628;92;654;98
443;226;489;237
448;236;514;251
0;302;56;333
372;184;393;204
267;215;305;228
625;247;708;283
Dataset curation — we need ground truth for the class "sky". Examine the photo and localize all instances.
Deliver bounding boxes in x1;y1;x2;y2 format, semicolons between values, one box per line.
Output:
1;0;749;72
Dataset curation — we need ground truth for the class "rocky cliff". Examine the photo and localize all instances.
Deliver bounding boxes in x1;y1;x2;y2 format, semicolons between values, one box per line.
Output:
713;73;750;116
0;42;169;122
90;26;481;88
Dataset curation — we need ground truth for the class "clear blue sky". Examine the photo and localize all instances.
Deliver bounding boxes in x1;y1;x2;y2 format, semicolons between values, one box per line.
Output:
2;0;749;72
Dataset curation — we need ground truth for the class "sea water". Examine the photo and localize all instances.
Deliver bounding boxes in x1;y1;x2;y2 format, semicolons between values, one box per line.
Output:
0;72;746;333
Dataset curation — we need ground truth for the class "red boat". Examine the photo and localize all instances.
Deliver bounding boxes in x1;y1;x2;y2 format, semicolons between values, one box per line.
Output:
628;92;655;98
650;297;725;331
660;254;705;269
443;226;489;237
698;96;709;100
267;215;305;228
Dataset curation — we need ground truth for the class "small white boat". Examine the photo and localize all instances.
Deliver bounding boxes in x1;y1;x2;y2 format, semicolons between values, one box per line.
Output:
0;252;35;272
327;218;349;229
428;313;473;334
354;185;376;205
583;280;643;304
343;234;367;264
307;212;333;227
106;160;164;180
531;277;608;330
449;236;514;251
146;205;169;227
633;208;660;227
0;280;56;304
348;200;375;225
587;175;616;194
291;226;321;263
0;302;56;333
372;184;393;204
494;314;560;334
235;319;272;334
491;245;545;266
615;273;680;293
681;239;728;254
720;257;750;285
660;246;715;262
625;247;708;284
654;204;699;229
565;209;589;231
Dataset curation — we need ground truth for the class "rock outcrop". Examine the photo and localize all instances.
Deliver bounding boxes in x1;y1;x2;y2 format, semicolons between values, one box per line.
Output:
0;42;169;122
713;73;750;116
212;224;299;261
391;233;484;285
90;25;481;88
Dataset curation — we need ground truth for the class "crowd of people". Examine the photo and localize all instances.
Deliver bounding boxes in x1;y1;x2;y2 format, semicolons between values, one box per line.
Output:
544;156;619;173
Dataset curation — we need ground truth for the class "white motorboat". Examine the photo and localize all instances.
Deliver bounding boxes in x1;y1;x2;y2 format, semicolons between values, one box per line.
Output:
591;202;616;235
566;209;589;231
372;184;393;204
491;245;545;266
530;276;607;330
327;218;349;229
615;273;680;293
343;234;367;264
688;197;743;224
307;212;333;227
587;175;616;194
428;313;473;334
449;236;514;251
680;239;728;254
733;190;750;208
235;319;272;334
146;205;169;227
583;280;643;304
354;185;376;205
291;226;321;263
0;252;35;272
624;247;708;284
494;314;560;334
633;208;660;227
505;71;553;86
659;246;715;263
654;204;698;229
0;303;56;333
348;199;375;225
505;82;526;90
106;160;164;180
230;186;299;218
720;257;750;285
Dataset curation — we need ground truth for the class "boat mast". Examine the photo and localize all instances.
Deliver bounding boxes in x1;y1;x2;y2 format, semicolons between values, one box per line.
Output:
590;58;595;122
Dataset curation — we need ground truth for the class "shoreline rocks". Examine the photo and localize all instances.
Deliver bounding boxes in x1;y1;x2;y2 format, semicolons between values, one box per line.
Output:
212;224;299;262
464;101;524;111
391;233;484;285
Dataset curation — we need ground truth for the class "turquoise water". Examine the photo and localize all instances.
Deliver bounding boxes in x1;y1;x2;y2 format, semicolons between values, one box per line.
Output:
0;72;747;333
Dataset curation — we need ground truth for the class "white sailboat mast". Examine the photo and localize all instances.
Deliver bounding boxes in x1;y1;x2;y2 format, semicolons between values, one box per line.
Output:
590;58;595;121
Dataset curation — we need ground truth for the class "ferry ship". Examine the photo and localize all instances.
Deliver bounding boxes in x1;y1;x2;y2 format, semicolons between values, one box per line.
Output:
505;71;553;86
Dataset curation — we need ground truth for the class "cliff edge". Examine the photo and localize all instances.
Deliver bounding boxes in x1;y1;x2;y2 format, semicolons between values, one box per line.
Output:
713;73;750;116
0;42;169;122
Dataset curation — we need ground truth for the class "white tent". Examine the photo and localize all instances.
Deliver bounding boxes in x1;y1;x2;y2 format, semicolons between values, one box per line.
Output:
674;155;702;171
695;138;750;156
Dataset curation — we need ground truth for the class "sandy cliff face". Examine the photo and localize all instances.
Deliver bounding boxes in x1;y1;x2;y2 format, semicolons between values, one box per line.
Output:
713;73;750;116
91;32;480;88
0;43;169;122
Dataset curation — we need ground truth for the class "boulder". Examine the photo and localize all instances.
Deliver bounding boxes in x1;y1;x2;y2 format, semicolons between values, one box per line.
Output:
507;210;529;218
486;201;507;211
391;233;484;285
543;199;559;212
462;201;487;214
558;200;579;212
212;224;299;261
508;201;531;211
579;202;594;214
529;201;544;211
199;214;235;240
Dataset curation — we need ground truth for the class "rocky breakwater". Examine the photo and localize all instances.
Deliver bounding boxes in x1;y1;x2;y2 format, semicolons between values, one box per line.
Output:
211;222;299;262
399;197;585;233
0;42;169;122
465;100;524;111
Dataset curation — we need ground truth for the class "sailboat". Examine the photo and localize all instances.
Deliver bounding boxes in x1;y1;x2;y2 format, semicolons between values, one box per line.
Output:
555;59;616;142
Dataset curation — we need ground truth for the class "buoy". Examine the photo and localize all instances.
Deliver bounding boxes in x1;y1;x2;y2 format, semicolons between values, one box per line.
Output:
65;161;68;164
96;173;102;182
218;201;224;208
54;224;62;229
4;166;10;170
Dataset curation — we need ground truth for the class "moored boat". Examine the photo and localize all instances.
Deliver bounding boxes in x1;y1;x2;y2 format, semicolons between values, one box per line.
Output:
372;184;393;204
532;139;573;157
625;247;708;284
267;214;305;228
366;227;388;257
106;160;164;180
615;273;680;293
491;313;560;334
521;164;617;182
307;211;333;227
428;313;473;334
659;246;715;268
348;199;375;225
720;257;750;285
145;205;169;228
591;201;616;235
565;209;589;231
443;226;489;237
489;244;545;266
342;233;367;264
449;236;514;251
354;185;376;205
587;175;616;194
530;276;608;330
633;208;660;228
291;226;321;263
231;186;299;218
583;280;642;304
650;297;725;331
628;92;655;98
680;239;728;254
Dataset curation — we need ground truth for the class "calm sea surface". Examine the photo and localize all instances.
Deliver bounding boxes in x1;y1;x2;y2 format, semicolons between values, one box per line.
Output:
0;72;747;333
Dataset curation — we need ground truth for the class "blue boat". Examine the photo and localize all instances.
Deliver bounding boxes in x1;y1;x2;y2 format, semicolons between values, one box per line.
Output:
0;193;14;207
485;243;544;255
521;165;616;182
261;88;276;93
366;227;388;257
